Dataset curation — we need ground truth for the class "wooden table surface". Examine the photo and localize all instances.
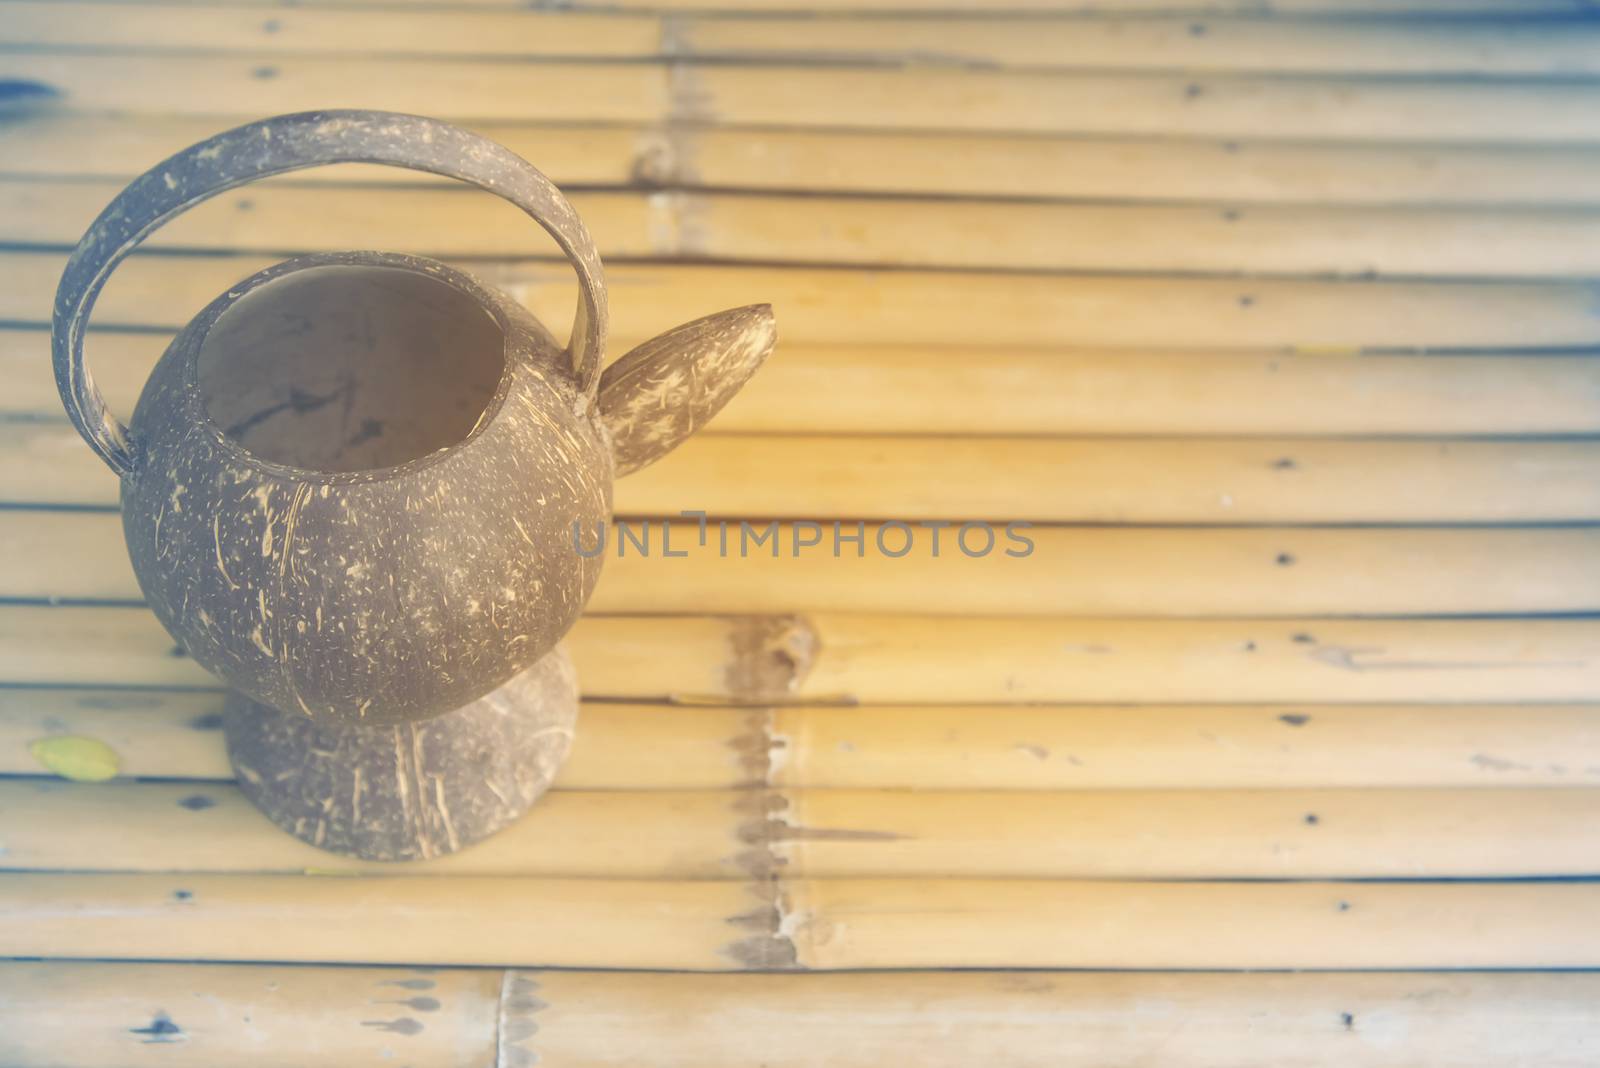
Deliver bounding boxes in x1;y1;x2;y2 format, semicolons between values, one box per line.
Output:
3;1;1600;1064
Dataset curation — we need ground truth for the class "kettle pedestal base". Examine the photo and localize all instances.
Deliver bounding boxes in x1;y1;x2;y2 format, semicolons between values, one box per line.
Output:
223;646;578;862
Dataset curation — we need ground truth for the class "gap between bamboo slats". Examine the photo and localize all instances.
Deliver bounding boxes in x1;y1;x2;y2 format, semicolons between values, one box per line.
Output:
7;329;1600;436
8;250;1600;350
6;962;1600;1068
7;871;1600;969
10;510;1600;617
6;420;1600;522
17;177;1600;278
17;114;1600;206
4;605;1600;703
4;689;1596;789
10;4;1600;77
13;54;1600;140
6;777;1599;879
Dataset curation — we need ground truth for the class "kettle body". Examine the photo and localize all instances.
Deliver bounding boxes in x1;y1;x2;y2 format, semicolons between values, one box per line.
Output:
52;109;777;862
123;251;610;725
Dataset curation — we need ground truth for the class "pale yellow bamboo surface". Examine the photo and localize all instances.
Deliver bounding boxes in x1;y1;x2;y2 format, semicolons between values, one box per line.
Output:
14;511;1600;616
5;605;1600;704
7;690;1598;789
9;778;1600;879
12;4;1600;77
11;330;1600;436
8;872;1600;969
19;176;1600;277
9;964;1600;1068
15;53;1600;141
9;251;1600;350
17;113;1600;206
8;421;1600;521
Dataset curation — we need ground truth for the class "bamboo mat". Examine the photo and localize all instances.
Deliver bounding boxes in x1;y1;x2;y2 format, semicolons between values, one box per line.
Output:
5;1;1600;1064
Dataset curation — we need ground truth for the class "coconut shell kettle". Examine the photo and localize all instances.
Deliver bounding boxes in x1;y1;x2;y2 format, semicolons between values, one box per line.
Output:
52;110;776;860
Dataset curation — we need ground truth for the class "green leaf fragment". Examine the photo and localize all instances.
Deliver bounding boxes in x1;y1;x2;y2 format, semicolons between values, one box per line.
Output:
29;735;121;782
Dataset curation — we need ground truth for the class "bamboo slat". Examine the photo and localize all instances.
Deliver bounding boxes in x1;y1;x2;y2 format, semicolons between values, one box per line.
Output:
0;780;746;878
17;114;1600;206
5;606;1600;704
19;177;1600;277
0;961;503;1068
0;114;643;188
717;346;1600;436
7;778;1600;879
6;689;1599;788
7;962;1600;1068
639;196;1600;278
762;703;1600;790
8;421;1600;521
6;690;1598;789
12;510;1600;618
0;872;752;969
8;330;1600;437
9;251;1600;350
0;690;757;786
0;2;655;59
0;689;238;779
13;53;1600;141
536;435;1600;523
769;615;1600;704
665;132;1600;206
685;15;1600;76
6;872;1600;969
10;4;1600;77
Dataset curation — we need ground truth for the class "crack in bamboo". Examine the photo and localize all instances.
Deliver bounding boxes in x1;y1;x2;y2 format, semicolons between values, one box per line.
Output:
733;789;789;879
719;709;900;967
496;971;545;1068
729;707;780;788
722;709;802;968
722;878;801;971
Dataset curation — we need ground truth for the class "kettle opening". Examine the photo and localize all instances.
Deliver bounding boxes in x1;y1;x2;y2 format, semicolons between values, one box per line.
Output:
195;263;507;474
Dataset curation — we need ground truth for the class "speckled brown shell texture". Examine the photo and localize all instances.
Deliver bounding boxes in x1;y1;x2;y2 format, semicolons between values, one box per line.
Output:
600;304;778;477
123;252;611;726
225;645;578;861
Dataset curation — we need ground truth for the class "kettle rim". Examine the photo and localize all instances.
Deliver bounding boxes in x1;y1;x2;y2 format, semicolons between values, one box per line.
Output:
171;249;524;488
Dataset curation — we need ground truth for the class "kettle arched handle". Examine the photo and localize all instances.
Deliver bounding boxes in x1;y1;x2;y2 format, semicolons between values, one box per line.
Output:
51;110;609;478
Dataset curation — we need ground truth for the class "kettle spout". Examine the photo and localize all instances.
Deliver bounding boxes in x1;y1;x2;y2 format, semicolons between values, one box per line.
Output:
597;304;776;477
